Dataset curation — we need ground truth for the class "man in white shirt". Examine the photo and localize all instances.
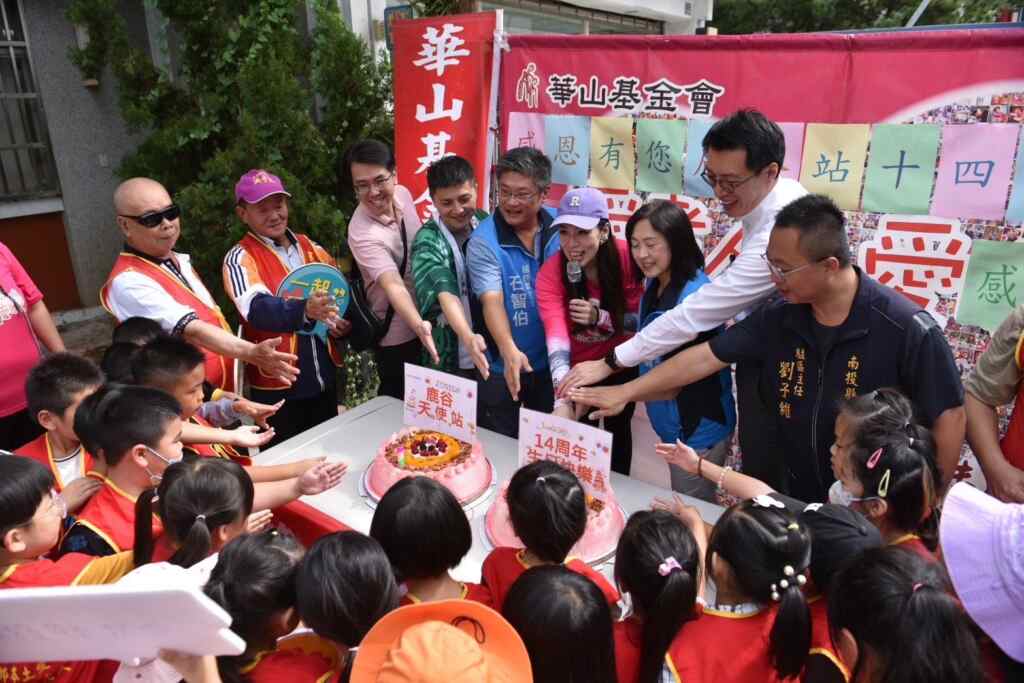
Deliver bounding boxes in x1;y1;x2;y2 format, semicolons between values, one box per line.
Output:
560;109;807;488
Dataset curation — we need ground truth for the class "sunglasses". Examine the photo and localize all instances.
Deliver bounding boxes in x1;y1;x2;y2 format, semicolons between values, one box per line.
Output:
119;204;181;228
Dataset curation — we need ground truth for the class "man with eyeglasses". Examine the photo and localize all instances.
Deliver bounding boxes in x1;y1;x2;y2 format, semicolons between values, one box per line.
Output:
573;195;964;503
465;147;560;437
561;109;806;487
102;177;299;392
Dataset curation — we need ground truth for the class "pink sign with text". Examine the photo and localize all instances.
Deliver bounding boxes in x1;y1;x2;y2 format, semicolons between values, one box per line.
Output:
403;364;477;443
517;408;613;503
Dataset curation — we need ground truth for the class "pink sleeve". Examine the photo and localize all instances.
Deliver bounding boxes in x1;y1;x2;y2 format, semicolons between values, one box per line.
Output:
348;226;399;285
617;239;643;315
0;242;42;306
536;255;572;350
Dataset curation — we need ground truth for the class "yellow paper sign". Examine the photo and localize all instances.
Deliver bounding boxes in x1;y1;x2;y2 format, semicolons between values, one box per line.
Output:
799;123;871;210
589;117;635;190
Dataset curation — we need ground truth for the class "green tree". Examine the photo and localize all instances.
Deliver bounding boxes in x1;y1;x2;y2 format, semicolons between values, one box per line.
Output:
68;0;391;404
713;0;1005;34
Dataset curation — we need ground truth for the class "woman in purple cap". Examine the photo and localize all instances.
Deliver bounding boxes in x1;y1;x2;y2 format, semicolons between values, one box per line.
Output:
535;187;643;475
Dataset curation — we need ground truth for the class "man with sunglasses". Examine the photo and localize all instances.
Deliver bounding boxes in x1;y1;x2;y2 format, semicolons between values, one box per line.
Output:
572;194;965;503
102;177;299;393
561;109;806;487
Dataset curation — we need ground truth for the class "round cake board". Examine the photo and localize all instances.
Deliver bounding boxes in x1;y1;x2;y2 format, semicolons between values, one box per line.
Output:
358;458;498;514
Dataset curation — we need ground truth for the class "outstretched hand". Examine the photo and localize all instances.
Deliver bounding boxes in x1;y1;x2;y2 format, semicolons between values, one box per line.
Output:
654;440;701;475
297;461;348;496
568;385;627;419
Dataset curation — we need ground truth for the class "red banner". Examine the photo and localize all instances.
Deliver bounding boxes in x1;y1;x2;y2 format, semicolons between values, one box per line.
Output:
392;12;500;218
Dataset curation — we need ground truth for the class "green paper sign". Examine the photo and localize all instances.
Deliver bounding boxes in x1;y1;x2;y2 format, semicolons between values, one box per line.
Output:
636;118;685;194
956;239;1024;332
862;124;940;214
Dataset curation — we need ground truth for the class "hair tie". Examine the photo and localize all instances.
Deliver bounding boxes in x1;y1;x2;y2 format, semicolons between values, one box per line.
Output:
658;556;682;577
912;582;924;593
770;583;781;602
773;565;807;599
787;522;799;531
866;448;884;469
195;513;206;523
752;494;785;509
536;476;547;485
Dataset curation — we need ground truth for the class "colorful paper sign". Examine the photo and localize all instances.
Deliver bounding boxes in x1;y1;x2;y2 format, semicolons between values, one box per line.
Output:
545;114;591;186
517;408;613;503
931;124;1018;221
862;124;940;215
955;239;1024;332
589;116;635;190
800;123;871;210
403;364;477;443
683;118;715;197
507;111;545;151
778;122;805;182
1005;127;1024;225
636;118;685;194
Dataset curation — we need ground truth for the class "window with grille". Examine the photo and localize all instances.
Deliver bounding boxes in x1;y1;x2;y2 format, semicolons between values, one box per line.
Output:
0;0;59;200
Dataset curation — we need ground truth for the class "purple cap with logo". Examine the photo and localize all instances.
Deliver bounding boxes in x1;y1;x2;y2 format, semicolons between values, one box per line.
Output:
235;169;292;204
552;187;609;230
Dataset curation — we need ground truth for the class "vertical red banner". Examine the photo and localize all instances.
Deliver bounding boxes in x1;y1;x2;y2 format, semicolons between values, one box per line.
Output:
392;12;500;219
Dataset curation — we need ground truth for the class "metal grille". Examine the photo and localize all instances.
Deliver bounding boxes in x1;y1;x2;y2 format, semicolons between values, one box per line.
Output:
0;0;59;200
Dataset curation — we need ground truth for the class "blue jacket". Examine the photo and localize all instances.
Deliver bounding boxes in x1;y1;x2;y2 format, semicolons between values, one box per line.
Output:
247;293;337;399
639;271;736;449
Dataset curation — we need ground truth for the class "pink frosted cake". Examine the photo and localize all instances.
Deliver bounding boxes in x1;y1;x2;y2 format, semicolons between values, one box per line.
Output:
485;482;626;565
365;428;493;505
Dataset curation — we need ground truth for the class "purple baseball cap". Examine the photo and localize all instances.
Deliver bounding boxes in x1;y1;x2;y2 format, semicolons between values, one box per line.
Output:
235;169;292;204
552;187;609;230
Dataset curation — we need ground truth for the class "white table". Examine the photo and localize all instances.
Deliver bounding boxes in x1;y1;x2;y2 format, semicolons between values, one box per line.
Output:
256;396;723;583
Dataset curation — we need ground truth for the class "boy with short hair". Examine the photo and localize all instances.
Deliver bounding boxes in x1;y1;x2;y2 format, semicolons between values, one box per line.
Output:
18;353;105;512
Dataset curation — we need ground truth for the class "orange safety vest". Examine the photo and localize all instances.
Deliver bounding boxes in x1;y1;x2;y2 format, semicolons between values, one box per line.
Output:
999;331;1024;470
237;232;343;390
101;252;235;392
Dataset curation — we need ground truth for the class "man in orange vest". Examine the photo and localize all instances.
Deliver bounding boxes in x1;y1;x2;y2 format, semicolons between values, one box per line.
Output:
223;170;351;445
102;177;298;393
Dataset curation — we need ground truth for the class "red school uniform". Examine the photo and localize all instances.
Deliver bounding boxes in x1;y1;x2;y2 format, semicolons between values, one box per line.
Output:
481;547;619;612
15;433;98;492
807;596;850;682
184;414;252;466
399;581;493;608
614;616;643;683
241;632;341;683
889;533;937;564
64;477;162;555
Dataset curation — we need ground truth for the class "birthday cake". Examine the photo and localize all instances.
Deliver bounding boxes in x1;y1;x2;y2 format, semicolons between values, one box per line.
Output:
365;428;493;505
484;482;626;565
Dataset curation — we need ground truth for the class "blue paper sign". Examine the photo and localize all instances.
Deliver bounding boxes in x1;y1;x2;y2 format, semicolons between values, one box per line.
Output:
275;263;350;341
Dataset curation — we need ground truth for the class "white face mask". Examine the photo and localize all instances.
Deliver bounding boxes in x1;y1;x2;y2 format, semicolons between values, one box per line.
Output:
828;479;880;507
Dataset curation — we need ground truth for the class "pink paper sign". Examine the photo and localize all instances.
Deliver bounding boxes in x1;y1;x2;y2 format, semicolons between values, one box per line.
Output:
931;124;1018;221
402;364;477;443
778;122;805;181
506;111;545;151
517;408;613;503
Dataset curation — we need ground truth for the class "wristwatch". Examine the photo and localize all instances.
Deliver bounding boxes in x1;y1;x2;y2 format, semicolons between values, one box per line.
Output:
603;348;622;372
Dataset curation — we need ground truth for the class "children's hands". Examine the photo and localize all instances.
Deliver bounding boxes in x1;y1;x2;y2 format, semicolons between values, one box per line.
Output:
246;510;274;533
62;476;102;513
232;398;283;429
654;440;701;475
296;461;348;495
228;425;275;448
653;494;706;534
158;650;223;683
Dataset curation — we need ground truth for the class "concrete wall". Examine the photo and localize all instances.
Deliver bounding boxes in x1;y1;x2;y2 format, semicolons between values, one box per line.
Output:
21;1;149;306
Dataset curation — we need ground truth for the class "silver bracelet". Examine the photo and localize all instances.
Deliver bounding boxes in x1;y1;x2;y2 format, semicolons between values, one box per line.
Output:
716;465;733;494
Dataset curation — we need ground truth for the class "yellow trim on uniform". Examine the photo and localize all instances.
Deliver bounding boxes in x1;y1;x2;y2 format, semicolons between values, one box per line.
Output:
103;477;140;504
0;564;17;584
809;648;851;682
663;652;683;683
888;533;921;547
72;519;122;554
404;582;469;604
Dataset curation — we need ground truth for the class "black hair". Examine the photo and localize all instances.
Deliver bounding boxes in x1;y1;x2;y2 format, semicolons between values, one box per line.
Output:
204;530;305;683
707;500;812;679
773;194;852;267
494;147;552;191
702;108;785;174
343;139;396;181
100;343;141;384
828;547;985;683
369;476;472;582
112;317;164;346
625;200;705;288
0;457;55;539
131;335;206;389
558;217;626;330
25;352;104;424
296;531;400;648
426;155;476;195
73;383;181;467
134;457;254;569
614;510;701;683
506;460;586;564
503;565;617;683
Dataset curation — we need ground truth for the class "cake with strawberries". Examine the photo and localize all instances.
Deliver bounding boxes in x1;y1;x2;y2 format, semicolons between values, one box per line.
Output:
365;428;493;505
484;481;626;565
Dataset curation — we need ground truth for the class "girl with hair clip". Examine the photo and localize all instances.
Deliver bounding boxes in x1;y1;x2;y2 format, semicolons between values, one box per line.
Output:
481;460;618;611
665;498;813;683
828;546;985;683
503;564;618;683
613;509;703;683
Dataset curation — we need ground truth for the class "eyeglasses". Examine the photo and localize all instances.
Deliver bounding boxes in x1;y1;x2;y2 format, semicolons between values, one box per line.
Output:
761;253;823;280
498;189;539;205
700;165;759;194
119;204;181;228
353;173;394;196
46;489;68;521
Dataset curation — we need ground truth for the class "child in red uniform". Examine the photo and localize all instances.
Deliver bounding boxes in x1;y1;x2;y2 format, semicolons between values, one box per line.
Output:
503;564;617;683
613;510;703;683
370;476;490;607
18;353;105;510
665;498;813;683
296;531;401;681
828;547;985;683
481;460;619;610
0;457;132;683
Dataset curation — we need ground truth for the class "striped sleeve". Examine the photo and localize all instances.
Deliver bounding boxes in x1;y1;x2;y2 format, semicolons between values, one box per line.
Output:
223;244;272;321
310;241;337;267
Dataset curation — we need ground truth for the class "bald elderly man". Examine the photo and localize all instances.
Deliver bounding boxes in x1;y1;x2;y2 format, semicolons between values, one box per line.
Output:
101;177;298;390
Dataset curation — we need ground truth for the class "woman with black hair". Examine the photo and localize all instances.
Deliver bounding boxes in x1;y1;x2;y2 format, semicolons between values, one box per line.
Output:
503;564;617;683
537;187;643;474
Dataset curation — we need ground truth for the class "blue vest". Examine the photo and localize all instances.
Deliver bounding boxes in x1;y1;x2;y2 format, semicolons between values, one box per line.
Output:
639;270;736;450
472;208;559;374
